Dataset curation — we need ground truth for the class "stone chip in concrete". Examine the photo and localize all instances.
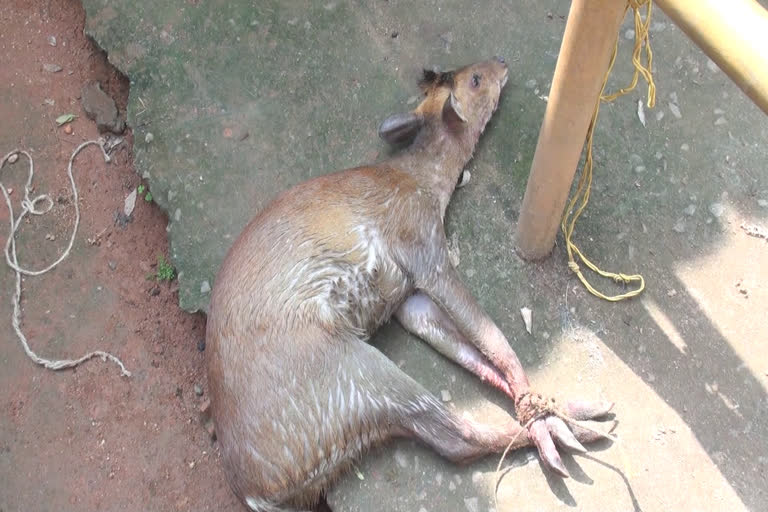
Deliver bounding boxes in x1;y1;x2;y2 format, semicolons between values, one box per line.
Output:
80;80;125;134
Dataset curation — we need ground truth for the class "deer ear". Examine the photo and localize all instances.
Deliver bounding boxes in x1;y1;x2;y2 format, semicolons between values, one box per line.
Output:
378;112;425;145
442;92;467;125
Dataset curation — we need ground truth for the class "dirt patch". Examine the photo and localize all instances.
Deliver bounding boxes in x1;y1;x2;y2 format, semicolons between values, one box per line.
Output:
0;1;239;510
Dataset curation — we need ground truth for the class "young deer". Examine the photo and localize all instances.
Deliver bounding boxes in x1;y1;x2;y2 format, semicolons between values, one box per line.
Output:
206;57;615;512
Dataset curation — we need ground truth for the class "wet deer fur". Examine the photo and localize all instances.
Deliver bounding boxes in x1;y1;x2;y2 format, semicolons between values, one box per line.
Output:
206;57;614;512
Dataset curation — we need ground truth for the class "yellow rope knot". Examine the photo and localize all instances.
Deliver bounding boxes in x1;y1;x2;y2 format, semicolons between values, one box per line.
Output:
561;0;654;302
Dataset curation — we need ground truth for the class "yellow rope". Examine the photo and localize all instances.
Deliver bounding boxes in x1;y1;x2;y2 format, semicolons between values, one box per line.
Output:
561;0;656;302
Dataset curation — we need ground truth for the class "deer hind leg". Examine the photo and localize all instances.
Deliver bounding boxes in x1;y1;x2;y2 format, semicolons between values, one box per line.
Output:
246;337;533;512
349;339;532;464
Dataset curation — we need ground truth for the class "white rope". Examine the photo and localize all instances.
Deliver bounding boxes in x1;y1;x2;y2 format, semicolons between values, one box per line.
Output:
1;138;131;376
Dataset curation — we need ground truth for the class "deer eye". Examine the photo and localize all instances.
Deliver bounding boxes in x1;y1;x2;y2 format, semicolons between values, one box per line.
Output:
471;74;481;88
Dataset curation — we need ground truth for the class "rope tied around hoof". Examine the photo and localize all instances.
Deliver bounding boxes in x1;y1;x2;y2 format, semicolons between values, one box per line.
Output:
514;390;618;443
514;391;557;426
494;390;619;510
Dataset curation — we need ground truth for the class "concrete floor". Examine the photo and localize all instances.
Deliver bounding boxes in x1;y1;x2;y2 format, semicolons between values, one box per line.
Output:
81;0;768;510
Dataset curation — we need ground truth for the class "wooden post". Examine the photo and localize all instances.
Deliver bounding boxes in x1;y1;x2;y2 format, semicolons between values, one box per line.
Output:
655;0;768;115
515;0;628;260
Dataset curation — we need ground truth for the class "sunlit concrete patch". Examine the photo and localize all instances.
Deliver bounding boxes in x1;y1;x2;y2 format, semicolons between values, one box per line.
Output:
331;327;749;511
498;329;748;512
675;212;768;393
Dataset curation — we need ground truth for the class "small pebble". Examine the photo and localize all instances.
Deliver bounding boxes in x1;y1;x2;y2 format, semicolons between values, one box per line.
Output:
145;132;154;143
681;143;690;151
63;124;73;135
464;497;479;512
43;63;62;73
709;202;725;218
683;204;696;216
197;338;206;352
629;153;643;167
669;103;682;119
150;286;161;296
456;170;470;188
205;421;217;440
672;218;686;233
8;153;18;164
714;117;727;126
194;384;203;396
758;199;768;208
440;389;452;402
200;280;211;294
394;450;408;468
199;399;211;415
48;35;57;46
108;261;117;271
624;29;635;40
